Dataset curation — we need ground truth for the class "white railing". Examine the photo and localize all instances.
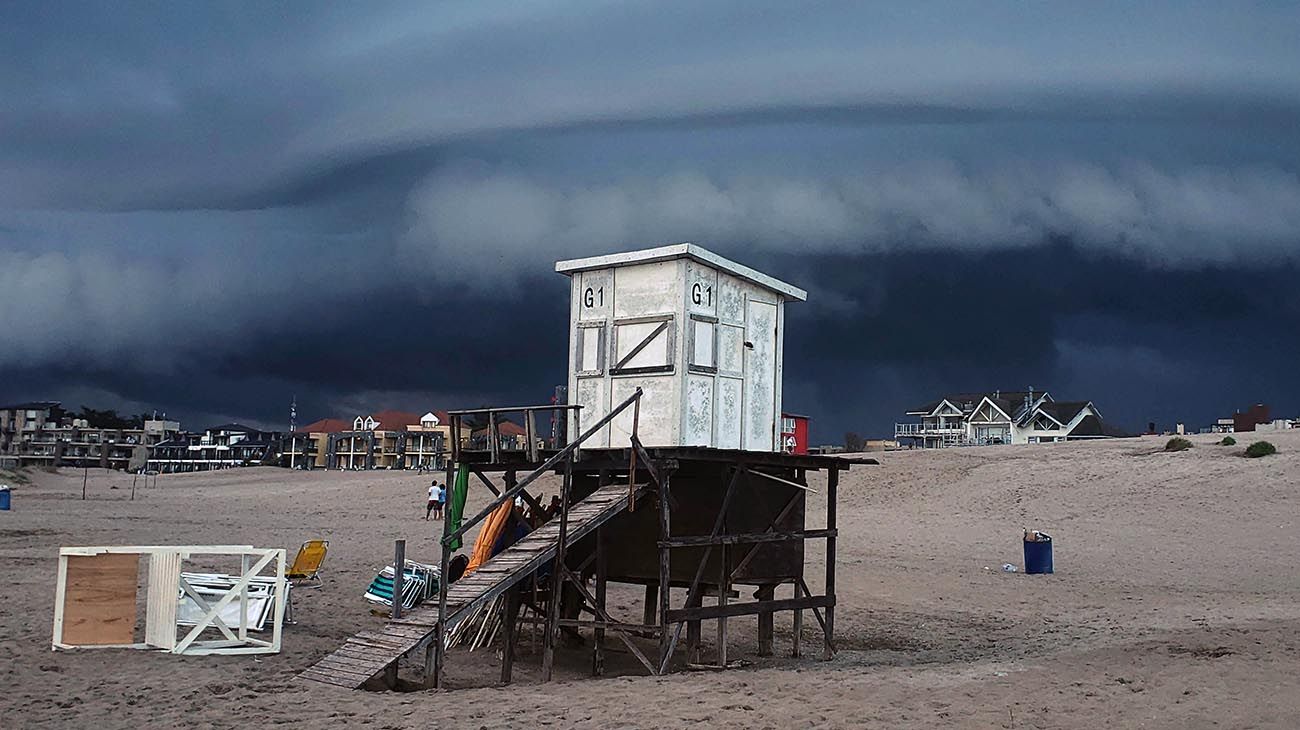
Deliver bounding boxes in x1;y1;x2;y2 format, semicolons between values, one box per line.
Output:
895;423;964;436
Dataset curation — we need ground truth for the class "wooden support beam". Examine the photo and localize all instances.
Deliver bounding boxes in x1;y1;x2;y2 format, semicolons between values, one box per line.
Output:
791;581;803;658
687;614;701;664
656;470;672;674
471;469;543;528
391;539;405;620
824;467;839;661
659;528;836;548
730;491;803;580
717;540;729;667
541;456;573;683
432;458;454;689
593;525;607;676
524;410;538;463
501;589;520;685
488;412;501;464
756;585;775;657
643;585;657;625
557;565;659;676
660;466;744;669
666;594;834;623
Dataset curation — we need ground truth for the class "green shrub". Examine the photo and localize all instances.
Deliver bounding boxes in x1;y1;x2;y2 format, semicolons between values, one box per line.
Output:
1219;436;1237;446
1245;441;1277;458
1165;437;1193;452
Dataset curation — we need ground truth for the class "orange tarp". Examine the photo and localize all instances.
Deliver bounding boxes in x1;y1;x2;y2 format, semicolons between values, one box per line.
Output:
464;500;513;576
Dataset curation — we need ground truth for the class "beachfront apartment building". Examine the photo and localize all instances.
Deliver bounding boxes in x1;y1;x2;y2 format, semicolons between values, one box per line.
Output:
148;423;283;473
896;389;1124;448
285;410;450;470
1;401;182;469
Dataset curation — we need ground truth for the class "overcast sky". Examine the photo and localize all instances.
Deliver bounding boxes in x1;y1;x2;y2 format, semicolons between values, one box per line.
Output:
3;1;1299;439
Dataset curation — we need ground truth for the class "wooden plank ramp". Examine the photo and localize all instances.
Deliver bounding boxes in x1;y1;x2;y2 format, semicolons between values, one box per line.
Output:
299;482;644;688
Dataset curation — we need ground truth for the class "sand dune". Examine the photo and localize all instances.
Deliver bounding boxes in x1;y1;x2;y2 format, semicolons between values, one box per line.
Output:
3;429;1299;728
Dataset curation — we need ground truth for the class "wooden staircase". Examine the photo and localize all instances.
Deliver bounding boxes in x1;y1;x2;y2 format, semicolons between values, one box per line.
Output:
299;482;643;688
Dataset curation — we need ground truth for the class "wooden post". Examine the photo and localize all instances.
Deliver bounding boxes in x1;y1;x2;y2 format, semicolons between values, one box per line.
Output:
643;585;658;626
823;466;838;660
81;464;88;500
717;541;729;667
791;579;802;658
757;584;775;656
593;525;607;676
391;539;406;620
687;614;701;663
525;410;538;463
501;588;520;684
542;455;573;682
628;395;640;512
433;459;454;689
488;411;501;463
656;469;672;674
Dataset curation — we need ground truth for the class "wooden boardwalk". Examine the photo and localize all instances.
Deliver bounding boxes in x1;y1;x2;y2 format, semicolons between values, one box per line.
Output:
300;482;642;688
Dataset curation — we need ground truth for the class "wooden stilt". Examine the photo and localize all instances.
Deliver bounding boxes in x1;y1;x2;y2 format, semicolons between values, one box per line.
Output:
432;456;455;689
656;470;672;674
501;589;519;684
757;584;775;656
542;456;573;682
643;585;658;625
823;467;838;660
687;616;701;663
717;541;729;667
593;526;607;676
791;580;802;658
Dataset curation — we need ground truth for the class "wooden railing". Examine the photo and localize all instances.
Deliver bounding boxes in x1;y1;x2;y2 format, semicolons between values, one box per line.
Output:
431;387;649;687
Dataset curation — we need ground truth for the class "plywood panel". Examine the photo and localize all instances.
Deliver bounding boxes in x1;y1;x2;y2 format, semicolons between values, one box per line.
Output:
683;375;714;446
62;553;139;646
574;377;609;447
715;377;742;450
743;298;778;451
613;261;678;319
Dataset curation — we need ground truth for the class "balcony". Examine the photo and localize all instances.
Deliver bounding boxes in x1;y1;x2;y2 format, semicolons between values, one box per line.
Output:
895;422;965;437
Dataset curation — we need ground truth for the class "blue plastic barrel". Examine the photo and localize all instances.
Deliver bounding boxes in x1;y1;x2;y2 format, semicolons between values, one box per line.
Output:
0;486;10;511
1023;534;1053;574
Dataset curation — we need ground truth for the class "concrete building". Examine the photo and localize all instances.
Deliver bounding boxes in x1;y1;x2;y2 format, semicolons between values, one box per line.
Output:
148;423;282;472
896;390;1125;448
1;401;181;469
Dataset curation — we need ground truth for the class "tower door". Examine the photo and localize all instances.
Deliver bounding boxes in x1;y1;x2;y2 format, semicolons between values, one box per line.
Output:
742;299;778;451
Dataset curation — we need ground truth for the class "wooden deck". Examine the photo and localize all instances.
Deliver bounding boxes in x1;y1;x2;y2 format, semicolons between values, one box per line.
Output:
299;482;644;689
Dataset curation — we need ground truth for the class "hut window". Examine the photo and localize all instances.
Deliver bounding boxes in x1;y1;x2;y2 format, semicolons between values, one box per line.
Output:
687;315;717;373
611;315;674;375
575;322;606;376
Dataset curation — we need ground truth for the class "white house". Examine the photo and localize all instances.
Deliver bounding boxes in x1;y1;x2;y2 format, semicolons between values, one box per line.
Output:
896;389;1122;448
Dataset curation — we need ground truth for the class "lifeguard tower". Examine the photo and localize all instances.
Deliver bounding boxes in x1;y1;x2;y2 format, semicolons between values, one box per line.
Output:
301;244;869;691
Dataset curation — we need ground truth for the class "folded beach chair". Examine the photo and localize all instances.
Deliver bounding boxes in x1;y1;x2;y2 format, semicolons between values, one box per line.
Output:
287;539;329;588
363;562;440;610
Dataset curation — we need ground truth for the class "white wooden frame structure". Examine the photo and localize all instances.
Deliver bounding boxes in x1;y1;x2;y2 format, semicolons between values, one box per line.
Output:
52;545;287;656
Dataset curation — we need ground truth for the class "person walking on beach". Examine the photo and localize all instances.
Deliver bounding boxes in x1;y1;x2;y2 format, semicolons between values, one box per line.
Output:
426;480;439;520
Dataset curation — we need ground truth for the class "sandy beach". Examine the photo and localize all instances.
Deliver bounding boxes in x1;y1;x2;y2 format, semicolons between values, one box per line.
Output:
3;429;1299;728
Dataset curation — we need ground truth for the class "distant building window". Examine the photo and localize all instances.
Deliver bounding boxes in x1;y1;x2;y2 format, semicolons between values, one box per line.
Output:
781;417;796;433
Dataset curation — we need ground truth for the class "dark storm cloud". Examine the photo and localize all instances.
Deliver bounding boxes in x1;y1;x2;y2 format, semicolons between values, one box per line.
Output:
2;1;1299;435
